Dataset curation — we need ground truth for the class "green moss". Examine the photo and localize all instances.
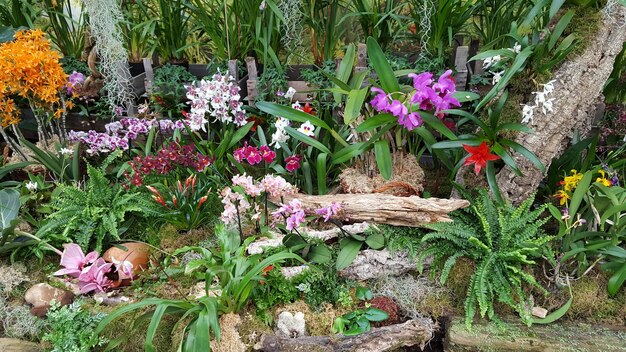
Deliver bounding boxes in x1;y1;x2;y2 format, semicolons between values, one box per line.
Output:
567;275;626;325
237;311;273;347
564;6;602;59
159;224;214;254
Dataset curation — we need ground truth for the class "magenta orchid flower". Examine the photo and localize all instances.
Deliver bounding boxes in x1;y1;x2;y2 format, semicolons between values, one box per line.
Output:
433;70;456;93
315;202;342;222
398;112;423;131
53;243;99;278
370;87;390;112
77;258;113;294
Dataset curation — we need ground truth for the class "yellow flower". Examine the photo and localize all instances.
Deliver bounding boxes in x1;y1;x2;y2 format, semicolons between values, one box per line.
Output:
596;170;612;187
554;190;571;206
562;169;583;192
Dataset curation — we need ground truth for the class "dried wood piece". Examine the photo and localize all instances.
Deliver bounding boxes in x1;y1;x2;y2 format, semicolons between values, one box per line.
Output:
254;318;435;352
445;317;626;351
339;249;423;281
280;194;470;227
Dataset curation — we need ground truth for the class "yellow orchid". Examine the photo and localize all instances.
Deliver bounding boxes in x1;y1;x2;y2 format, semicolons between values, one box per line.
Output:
596;170;612;187
560;169;583;192
554;190;571;206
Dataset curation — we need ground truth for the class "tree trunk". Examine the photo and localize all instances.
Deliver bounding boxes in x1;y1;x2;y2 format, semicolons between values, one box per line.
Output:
279;194;470;227
496;4;626;204
254;318;435;352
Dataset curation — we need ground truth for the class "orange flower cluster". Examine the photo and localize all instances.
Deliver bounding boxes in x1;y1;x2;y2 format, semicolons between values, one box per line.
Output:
0;29;68;127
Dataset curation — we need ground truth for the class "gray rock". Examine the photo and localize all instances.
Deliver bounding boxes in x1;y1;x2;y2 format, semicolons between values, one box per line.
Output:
0;338;41;352
24;283;74;317
339;249;427;281
276;311;306;338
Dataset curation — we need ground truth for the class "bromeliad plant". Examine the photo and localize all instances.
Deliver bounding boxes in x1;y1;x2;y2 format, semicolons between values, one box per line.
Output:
146;174;217;231
419;190;552;328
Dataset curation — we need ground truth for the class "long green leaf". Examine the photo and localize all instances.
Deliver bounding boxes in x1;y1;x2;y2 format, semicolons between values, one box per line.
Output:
336;238;363;270
285;127;331;154
367;36;399;93
344;88;368;124
374;140;392;180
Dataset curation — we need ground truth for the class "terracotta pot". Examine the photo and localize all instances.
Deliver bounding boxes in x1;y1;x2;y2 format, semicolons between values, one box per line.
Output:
102;242;151;281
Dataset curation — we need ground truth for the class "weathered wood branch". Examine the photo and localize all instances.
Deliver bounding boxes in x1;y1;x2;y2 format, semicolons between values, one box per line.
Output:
254;318;435;352
496;4;626;203
280;194;469;227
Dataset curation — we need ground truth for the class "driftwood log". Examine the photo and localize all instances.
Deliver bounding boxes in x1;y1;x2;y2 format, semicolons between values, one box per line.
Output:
280;194;469;227
445;317;626;351
254;318;435;352
496;3;626;204
339;249;425;281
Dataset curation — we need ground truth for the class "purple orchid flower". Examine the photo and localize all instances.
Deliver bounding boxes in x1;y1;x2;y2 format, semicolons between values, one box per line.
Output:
370;87;390;112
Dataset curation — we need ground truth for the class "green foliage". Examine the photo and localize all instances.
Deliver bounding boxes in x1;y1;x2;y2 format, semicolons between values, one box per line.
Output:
59;57;90;76
419;190;552;328
37;163;151;252
152;63;197;118
254;265;301;320
332;287;388;336
42;300;108;352
257;66;288;103
604;42;626;104
97;224;303;351
346;0;405;51
19;139;80;183
336;231;385;270
0;0;40;28
294;263;353;309
41;0;86;59
374;224;424;260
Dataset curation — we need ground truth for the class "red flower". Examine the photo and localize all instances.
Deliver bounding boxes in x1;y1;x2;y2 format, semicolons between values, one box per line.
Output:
462;142;500;175
285;155;301;173
301;102;315;115
259;145;276;163
262;265;274;276
245;145;262;165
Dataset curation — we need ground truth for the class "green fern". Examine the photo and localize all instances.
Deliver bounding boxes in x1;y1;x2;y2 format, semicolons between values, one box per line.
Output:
419;190;551;329
37;164;152;253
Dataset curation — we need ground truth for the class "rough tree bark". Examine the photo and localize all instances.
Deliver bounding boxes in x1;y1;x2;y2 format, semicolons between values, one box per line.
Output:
496;4;626;204
279;194;470;227
254;318;435;352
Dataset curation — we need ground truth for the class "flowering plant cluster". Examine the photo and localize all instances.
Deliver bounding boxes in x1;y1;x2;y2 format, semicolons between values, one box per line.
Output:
184;72;247;131
0;29;68;128
370;70;460;131
462;142;501;175
219;173;341;232
233;142;276;165
481;42;522;85
554;167;619;206
69;117;185;154
65;71;85;96
54;244;133;294
125;143;212;187
521;80;557;125
269;101;316;149
146;174;213;230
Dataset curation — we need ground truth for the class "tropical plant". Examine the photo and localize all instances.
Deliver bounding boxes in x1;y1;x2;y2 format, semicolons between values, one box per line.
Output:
431;91;545;203
472;0;535;49
548;167;626;296
604;42;626;104
135;0;194;63
96;224;304;351
418;190;552;328
345;0;405;51
145;174;219;231
332;287;389;336
407;0;473;61
151;63;196;118
0;0;40;28
301;0;345;65
41;0;86;59
470;1;576;111
37;162;152;253
19;140;80;183
189;0;283;64
336;230;385;270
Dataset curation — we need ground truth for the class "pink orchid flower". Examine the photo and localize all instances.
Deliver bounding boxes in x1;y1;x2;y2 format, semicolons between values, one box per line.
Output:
77;258;113;294
53;243;99;278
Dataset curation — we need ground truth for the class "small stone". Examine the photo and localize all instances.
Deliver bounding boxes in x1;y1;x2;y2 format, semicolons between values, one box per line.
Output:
276;311;306;338
532;306;548;319
24;283;74;317
102;242;151;280
93;292;131;306
280;265;309;279
0;338;41;352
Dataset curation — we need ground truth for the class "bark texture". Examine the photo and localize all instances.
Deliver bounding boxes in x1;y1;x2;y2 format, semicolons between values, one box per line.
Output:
497;4;626;204
280;194;470;227
339;249;427;281
254;318;435;352
445;317;626;351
